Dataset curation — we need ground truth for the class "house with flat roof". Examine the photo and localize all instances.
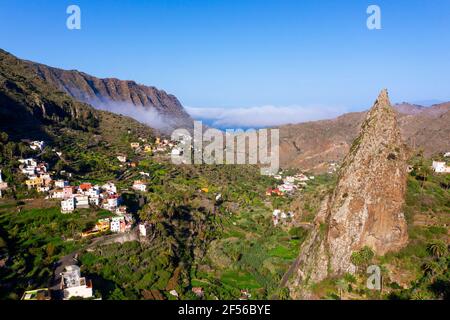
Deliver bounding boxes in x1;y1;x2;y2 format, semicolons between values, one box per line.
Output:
61;265;93;300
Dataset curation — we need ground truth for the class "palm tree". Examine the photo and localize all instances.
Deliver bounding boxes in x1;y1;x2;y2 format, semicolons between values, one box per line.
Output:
411;290;430;300
427;242;448;259
422;261;441;278
336;279;348;300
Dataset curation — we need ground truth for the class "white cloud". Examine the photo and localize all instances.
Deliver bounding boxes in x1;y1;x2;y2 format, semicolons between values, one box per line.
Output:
186;105;348;128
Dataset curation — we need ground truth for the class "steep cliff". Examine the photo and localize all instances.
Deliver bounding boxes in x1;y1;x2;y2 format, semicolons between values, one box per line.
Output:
27;61;193;133
290;90;409;297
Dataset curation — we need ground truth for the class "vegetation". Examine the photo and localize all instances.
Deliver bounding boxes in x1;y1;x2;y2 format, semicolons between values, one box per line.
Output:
310;155;450;300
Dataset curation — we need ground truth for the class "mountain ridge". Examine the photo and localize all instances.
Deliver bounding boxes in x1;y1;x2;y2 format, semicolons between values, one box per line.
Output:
279;101;450;172
26;60;193;134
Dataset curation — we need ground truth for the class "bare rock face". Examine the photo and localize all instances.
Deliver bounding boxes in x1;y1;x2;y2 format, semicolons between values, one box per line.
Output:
290;90;409;297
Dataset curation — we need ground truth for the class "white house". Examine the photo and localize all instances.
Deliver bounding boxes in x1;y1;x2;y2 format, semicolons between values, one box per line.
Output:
40;174;52;185
61;265;93;300
74;195;89;209
139;223;151;237
279;184;294;193
272;216;279;226
21;167;36;177
37;186;50;193
0;169;8;198
55;180;69;188
132;180;147;192
116;206;127;215
61;198;75;213
19;158;37;167
102;182;117;194
0;169;7;188
104;195;119;211
52;189;65;199
139;172;150;177
88;195;100;206
117;155;127;163
432;161;450;173
30;141;45;151
284;176;295;184
444;152;450;158
86;186;100;198
110;216;126;233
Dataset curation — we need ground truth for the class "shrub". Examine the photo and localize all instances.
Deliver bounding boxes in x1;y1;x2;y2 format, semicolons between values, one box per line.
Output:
350;246;374;269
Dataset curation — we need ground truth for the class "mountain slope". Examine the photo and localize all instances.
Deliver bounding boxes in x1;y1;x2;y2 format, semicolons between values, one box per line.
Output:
0;49;98;141
27;61;193;133
289;90;409;297
279;102;450;172
0;49;154;153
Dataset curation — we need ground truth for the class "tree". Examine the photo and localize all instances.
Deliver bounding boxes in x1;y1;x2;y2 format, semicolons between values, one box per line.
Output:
0;132;8;144
422;261;441;278
336;278;348;299
350;246;375;272
427;242;448;259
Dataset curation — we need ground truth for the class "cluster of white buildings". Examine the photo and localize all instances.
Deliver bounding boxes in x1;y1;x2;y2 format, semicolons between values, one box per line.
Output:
270;172;313;195
123;136;185;163
272;209;295;226
54;181;123;214
328;162;338;174
18;158;53;192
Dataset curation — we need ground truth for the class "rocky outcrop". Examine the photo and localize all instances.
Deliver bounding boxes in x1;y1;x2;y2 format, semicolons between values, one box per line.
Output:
27;61;193;133
290;90;409;297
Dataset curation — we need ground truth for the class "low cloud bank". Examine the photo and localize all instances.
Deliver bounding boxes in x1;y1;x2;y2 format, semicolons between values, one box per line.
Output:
86;98;177;133
186;105;348;128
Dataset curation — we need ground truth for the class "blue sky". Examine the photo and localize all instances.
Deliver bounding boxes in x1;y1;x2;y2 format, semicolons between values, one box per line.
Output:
1;0;449;126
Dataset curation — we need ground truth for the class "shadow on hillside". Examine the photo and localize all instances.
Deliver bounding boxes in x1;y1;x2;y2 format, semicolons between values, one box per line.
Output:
0;91;52;143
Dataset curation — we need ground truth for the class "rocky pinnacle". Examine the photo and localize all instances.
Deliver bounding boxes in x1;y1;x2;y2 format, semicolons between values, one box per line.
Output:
290;89;409;297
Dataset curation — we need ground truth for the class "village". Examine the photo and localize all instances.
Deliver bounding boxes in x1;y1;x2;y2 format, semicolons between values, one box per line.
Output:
2;137;186;300
2;136;450;300
2;136;188;237
266;171;315;226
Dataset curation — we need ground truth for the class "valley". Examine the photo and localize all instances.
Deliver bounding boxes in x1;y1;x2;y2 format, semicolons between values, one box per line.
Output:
0;49;449;301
